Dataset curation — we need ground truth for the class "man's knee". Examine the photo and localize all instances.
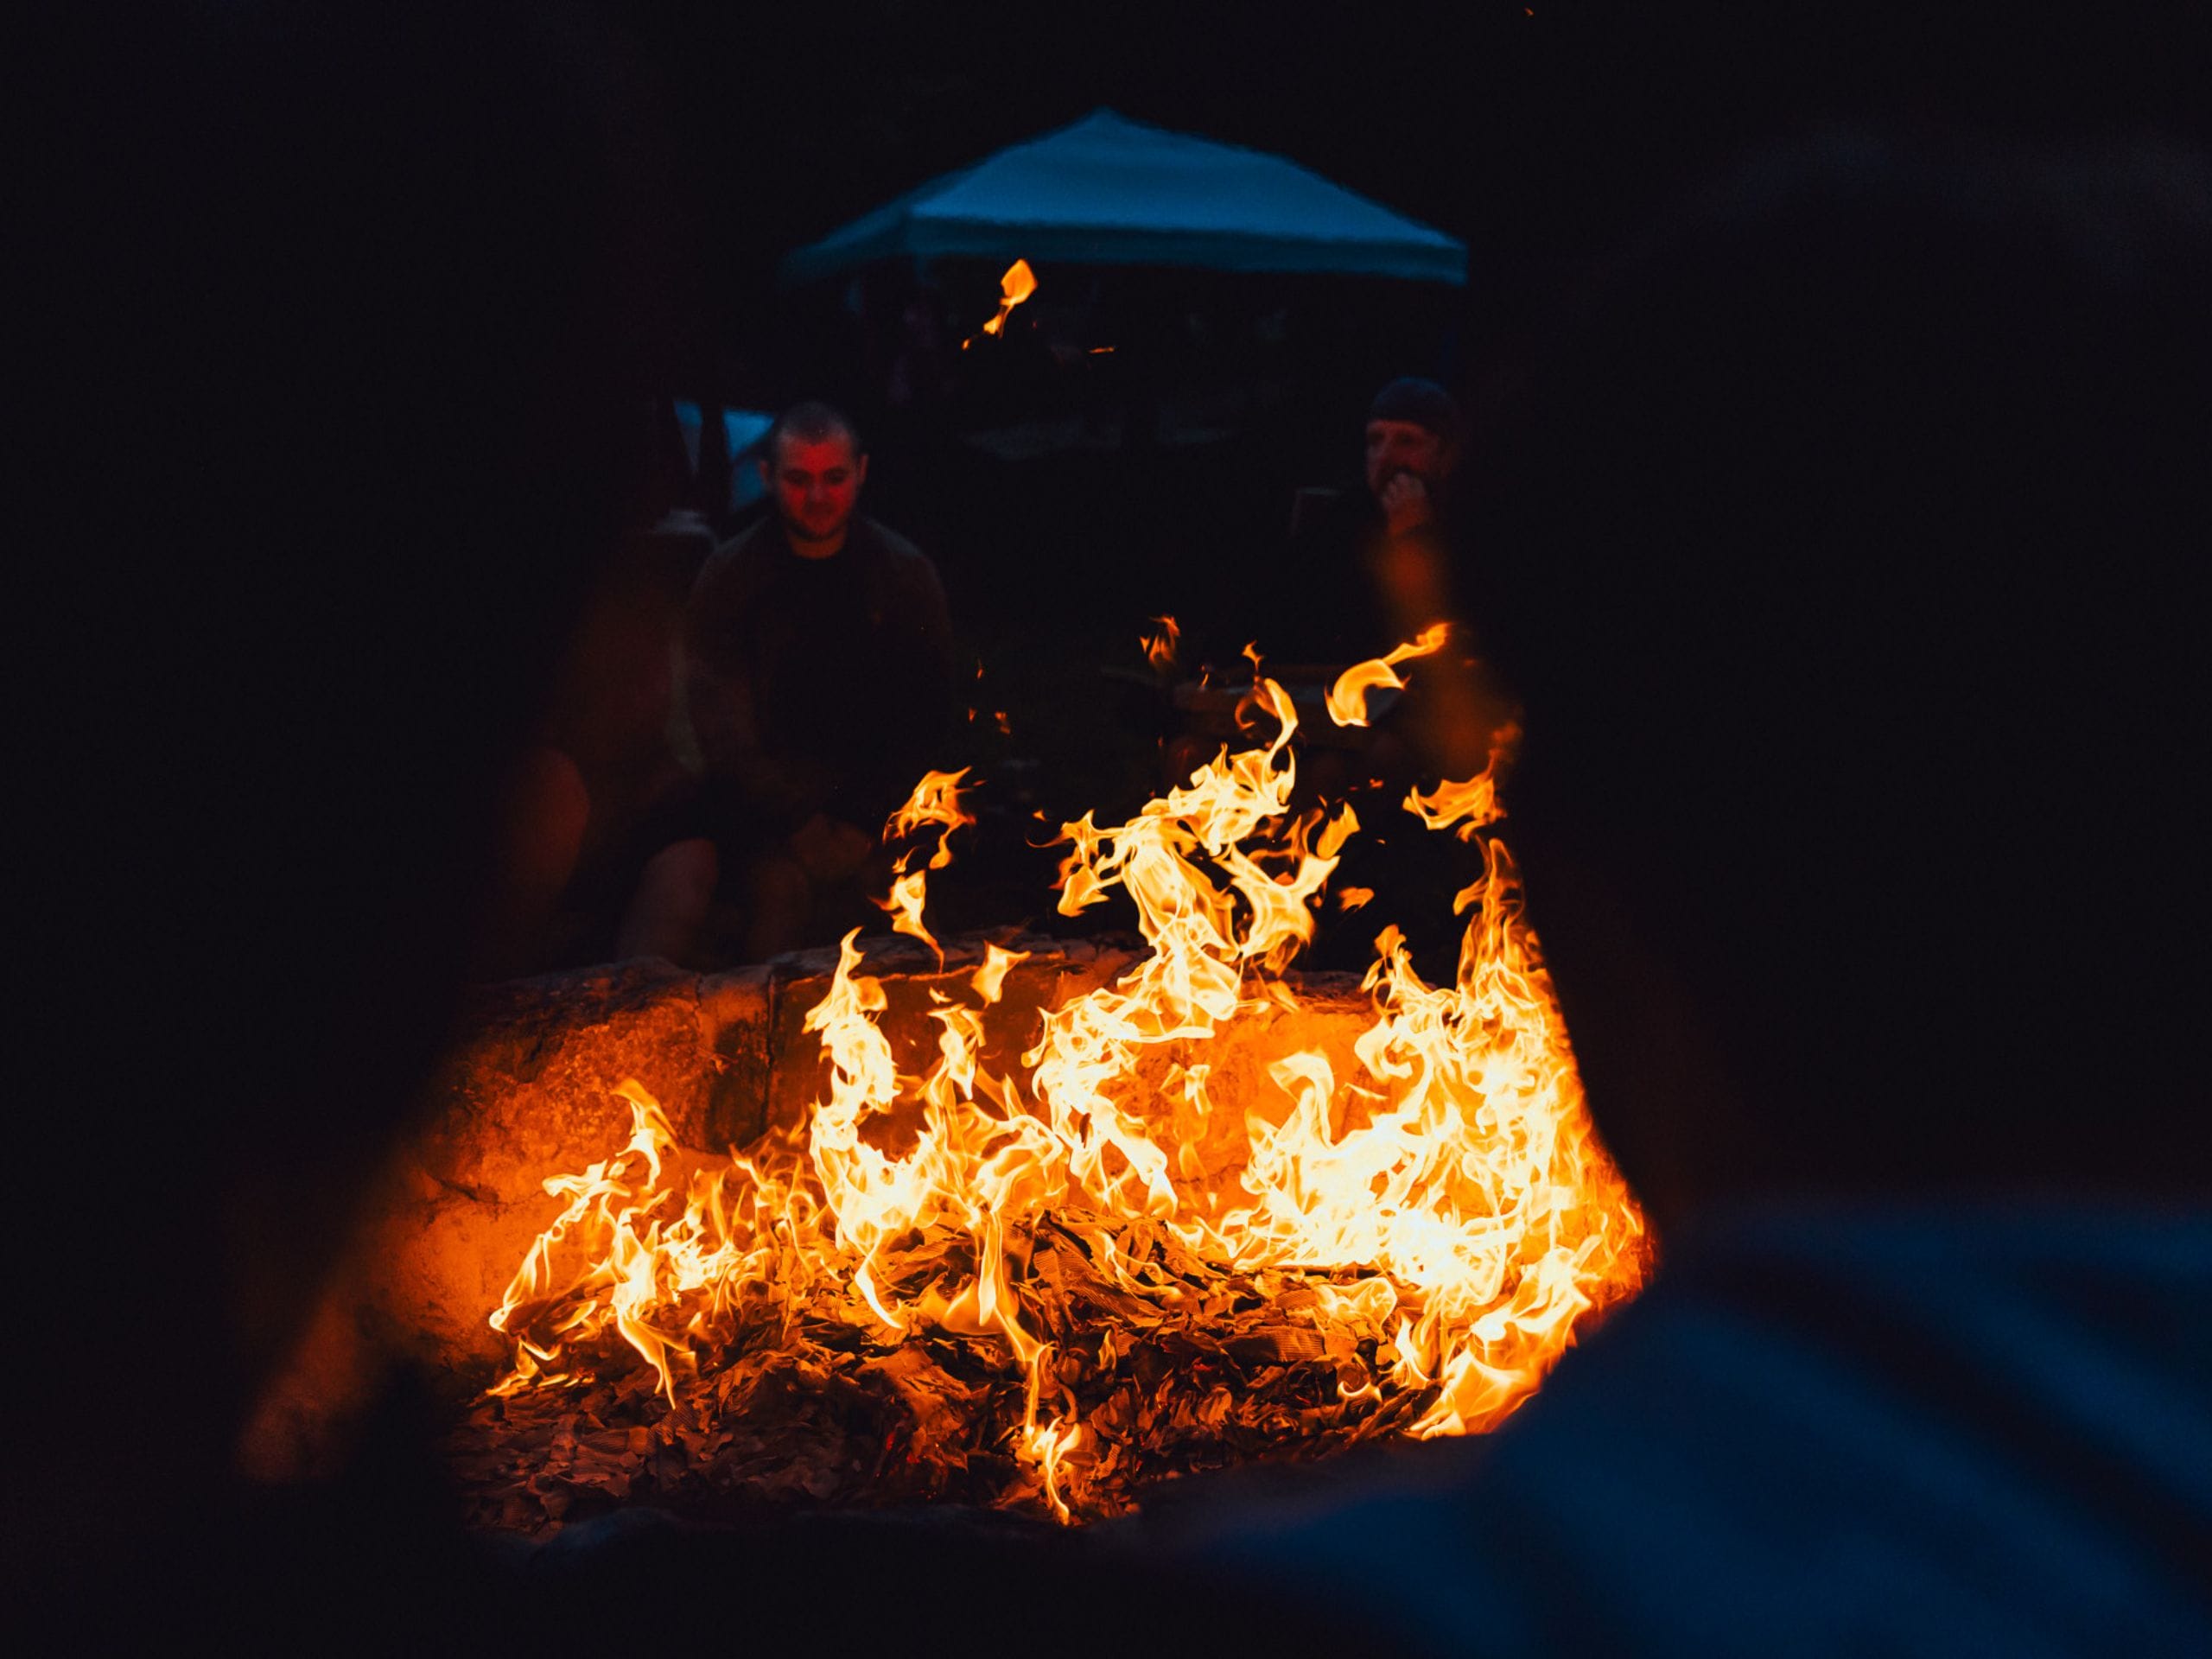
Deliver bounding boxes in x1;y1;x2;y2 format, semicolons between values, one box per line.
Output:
615;836;718;966
747;851;810;906
503;745;590;899
640;836;717;906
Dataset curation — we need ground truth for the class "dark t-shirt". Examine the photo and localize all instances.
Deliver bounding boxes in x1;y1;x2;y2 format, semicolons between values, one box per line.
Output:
685;513;957;840
1270;486;1515;745
1273;486;1491;665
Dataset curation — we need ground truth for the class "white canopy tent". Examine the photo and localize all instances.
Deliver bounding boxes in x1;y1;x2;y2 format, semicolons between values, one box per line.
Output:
780;109;1465;287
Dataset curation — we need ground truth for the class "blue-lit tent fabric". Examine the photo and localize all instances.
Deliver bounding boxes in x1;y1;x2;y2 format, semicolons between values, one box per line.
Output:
673;403;774;514
781;109;1465;287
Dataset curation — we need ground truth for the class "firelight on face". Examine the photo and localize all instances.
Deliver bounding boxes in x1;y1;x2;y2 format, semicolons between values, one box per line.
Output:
769;433;868;550
1364;418;1450;499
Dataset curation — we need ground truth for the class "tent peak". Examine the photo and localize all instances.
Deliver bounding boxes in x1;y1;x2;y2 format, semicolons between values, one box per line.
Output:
781;111;1466;287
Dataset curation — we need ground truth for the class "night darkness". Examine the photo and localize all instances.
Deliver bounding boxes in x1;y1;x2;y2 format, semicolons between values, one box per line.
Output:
25;1;2212;1646
611;2;2209;368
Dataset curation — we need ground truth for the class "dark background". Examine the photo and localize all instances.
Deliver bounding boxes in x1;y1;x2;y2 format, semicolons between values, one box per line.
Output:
610;1;2206;376
624;0;2204;365
24;3;2209;1620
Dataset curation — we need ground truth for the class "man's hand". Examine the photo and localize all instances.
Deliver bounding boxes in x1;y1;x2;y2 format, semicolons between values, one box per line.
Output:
1379;471;1437;537
789;813;876;885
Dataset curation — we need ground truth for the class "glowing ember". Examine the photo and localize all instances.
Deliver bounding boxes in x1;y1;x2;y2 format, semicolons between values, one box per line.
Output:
478;635;1649;1526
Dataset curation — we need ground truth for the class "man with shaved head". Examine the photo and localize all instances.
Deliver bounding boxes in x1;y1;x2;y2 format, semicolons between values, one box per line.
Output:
683;402;957;960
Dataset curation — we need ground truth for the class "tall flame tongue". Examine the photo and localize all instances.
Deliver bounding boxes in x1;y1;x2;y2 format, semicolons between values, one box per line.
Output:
876;767;977;965
484;633;1649;1523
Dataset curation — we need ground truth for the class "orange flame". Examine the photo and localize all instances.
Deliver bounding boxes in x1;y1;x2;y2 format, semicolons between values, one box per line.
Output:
1324;622;1450;728
965;258;1039;347
887;766;975;871
1141;614;1181;675
876;768;976;965
1402;719;1520;841
487;631;1648;1522
972;941;1030;1004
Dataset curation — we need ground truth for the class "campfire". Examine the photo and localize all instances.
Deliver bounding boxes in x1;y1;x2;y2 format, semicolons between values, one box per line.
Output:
453;636;1649;1531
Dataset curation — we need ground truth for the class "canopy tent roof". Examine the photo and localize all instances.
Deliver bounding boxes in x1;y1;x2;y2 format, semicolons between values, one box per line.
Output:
781;109;1465;286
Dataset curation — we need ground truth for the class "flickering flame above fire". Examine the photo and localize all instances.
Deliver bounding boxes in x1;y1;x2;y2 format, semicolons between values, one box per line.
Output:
1141;614;1181;675
487;631;1649;1523
1324;621;1449;728
887;766;976;871
1404;755;1511;842
876;768;977;963
965;258;1039;348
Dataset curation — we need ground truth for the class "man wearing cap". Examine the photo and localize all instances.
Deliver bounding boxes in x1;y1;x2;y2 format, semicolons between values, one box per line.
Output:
1255;378;1515;976
1361;375;1467;636
1270;377;1471;665
1312;378;1511;764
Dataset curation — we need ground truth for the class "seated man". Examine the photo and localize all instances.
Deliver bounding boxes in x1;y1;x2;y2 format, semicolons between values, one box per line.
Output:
683;401;957;961
482;512;721;976
1269;377;1468;659
1355;374;1468;648
1275;379;1517;774
1213;379;1514;976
